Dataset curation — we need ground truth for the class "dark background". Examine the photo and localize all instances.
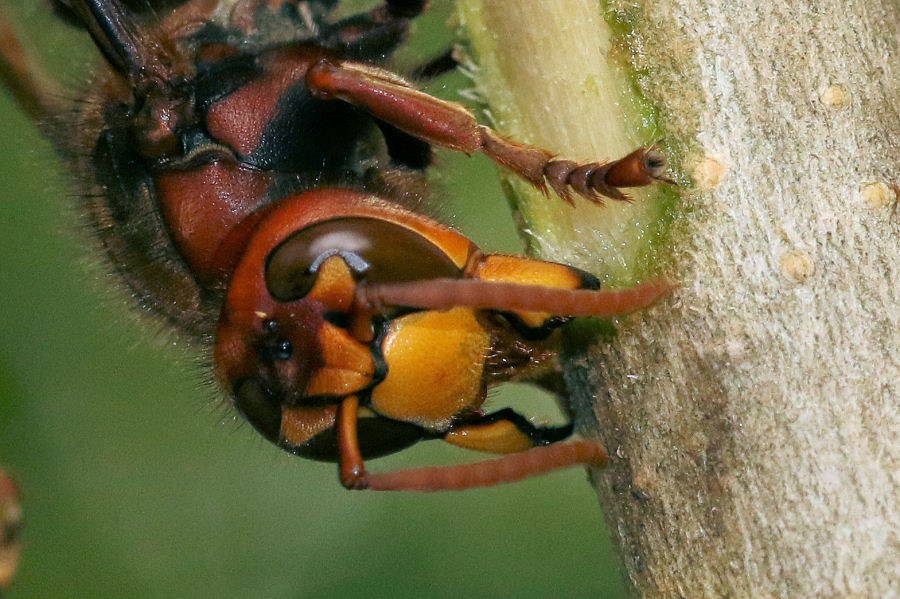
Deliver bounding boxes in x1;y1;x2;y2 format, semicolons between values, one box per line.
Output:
0;1;628;596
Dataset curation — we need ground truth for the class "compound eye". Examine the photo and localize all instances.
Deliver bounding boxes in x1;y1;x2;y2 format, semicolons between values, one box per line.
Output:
232;376;282;443
264;217;462;302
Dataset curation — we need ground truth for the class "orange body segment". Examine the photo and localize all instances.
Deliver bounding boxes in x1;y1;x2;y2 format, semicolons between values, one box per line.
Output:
305;367;371;398
444;420;535;454
473;255;584;288
473;255;585;327
306;322;375;396
370;307;489;430
305;256;357;311
280;405;338;448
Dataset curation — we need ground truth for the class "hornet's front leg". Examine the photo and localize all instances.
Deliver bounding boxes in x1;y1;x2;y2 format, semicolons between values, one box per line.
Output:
364;441;608;492
336;395;369;489
338;399;607;493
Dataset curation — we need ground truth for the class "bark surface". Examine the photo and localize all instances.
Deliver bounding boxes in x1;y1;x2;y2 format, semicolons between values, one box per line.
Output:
459;0;900;596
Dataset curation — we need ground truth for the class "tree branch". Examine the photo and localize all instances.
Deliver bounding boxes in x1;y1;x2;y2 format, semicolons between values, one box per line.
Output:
459;0;900;595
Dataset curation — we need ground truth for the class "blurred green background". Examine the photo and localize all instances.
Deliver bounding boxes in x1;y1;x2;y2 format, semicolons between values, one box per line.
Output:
0;1;628;597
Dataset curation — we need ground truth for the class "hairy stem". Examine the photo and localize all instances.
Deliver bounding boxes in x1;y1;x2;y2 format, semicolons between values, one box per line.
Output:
457;0;673;285
459;0;900;596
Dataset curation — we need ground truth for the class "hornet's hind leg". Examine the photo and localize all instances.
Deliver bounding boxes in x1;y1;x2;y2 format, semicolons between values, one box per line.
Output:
335;396;607;492
305;58;672;204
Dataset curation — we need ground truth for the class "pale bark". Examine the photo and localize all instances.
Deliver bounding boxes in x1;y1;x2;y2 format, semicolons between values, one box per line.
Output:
458;0;900;596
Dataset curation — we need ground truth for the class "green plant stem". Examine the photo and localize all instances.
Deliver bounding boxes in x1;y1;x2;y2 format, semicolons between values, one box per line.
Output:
459;1;900;596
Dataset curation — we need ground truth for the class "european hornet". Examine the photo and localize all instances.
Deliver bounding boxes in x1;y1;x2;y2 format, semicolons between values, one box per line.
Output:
0;0;672;491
